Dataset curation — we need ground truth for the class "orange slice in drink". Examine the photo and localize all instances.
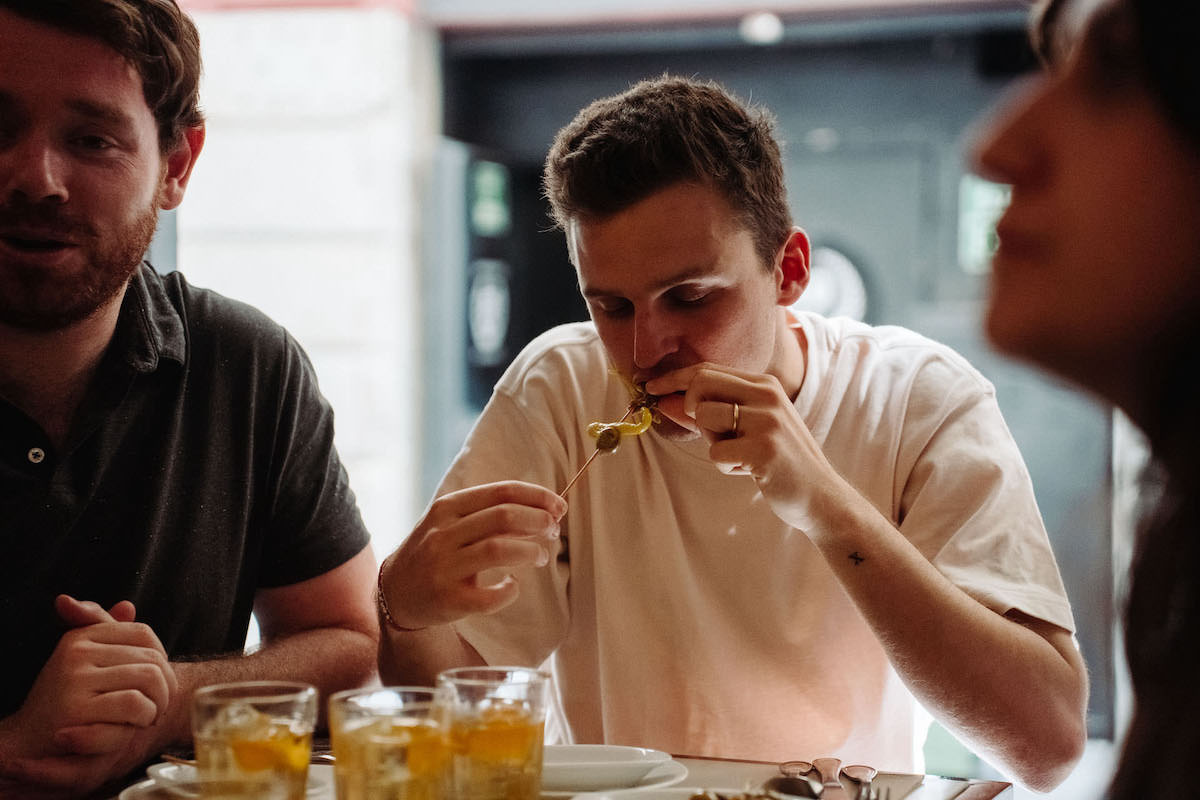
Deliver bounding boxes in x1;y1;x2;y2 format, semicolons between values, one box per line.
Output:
231;725;310;772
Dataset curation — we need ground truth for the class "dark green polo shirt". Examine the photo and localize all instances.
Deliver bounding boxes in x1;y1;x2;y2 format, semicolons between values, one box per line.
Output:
0;264;371;717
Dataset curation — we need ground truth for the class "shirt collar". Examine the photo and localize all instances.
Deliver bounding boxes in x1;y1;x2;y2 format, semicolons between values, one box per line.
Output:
114;262;186;374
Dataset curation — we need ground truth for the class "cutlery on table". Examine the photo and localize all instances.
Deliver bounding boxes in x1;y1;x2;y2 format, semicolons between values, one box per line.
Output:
762;773;823;798
811;758;843;789
775;757;887;800
779;760;816;778
841;764;878;799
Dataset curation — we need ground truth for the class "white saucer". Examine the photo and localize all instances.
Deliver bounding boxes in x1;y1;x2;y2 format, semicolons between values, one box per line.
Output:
542;758;688;797
144;761;332;798
119;778;164;799
543;745;672;791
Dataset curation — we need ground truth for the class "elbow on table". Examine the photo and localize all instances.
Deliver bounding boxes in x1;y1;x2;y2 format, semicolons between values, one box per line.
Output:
1007;715;1087;793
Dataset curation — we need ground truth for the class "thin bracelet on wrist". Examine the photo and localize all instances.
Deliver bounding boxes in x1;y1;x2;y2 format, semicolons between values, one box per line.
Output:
376;567;427;633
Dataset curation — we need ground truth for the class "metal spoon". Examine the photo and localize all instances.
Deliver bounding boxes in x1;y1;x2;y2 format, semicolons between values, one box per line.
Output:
841;765;877;797
779;760;816;778
762;774;823;799
811;758;843;788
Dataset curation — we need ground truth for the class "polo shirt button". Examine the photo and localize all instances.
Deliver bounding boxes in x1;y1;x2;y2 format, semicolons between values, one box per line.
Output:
27;447;46;464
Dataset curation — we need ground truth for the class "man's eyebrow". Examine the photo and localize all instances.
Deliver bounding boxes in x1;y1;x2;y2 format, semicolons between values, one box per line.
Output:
66;98;139;131
581;265;719;298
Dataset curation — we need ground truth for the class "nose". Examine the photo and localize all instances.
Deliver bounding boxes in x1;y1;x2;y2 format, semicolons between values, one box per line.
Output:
969;75;1049;187
1;134;70;205
632;307;678;370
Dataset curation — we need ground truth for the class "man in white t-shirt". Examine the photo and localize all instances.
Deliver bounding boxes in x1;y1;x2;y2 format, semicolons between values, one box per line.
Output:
378;76;1087;791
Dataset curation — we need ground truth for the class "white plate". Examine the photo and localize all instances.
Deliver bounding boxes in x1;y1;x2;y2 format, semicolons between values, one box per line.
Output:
543;745;672;791
542;758;688;797
119;778;165;799
145;762;332;798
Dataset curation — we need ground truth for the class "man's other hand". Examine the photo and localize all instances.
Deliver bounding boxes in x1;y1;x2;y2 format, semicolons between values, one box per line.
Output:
0;595;178;794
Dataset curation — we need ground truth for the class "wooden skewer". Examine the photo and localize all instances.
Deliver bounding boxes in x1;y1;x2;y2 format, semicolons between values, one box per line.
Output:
161;753;196;767
558;404;637;498
558;448;603;498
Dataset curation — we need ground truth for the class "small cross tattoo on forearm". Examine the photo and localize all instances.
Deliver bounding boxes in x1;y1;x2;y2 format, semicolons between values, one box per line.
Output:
848;551;865;565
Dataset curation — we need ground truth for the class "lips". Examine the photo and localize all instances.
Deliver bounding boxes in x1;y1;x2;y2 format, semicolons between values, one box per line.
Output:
992;217;1049;264
1;235;72;252
0;224;80;256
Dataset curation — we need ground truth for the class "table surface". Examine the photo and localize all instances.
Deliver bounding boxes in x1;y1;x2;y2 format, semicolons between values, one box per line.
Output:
112;752;1013;799
674;754;1012;800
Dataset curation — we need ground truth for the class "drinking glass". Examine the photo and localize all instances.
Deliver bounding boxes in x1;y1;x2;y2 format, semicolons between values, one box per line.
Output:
191;681;317;800
329;686;450;800
437;666;549;800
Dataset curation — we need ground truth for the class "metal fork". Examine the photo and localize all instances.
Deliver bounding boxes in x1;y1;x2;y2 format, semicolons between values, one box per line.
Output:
855;785;890;800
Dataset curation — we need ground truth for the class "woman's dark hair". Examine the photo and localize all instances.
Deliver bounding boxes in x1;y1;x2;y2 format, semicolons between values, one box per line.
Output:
0;0;204;152
543;75;793;270
1031;2;1200;798
1128;0;1200;146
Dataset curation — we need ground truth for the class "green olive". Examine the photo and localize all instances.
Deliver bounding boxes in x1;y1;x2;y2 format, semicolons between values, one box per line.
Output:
595;427;622;452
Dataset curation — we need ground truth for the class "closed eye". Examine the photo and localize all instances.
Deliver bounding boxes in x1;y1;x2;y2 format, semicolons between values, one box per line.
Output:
589;297;633;319
667;287;713;308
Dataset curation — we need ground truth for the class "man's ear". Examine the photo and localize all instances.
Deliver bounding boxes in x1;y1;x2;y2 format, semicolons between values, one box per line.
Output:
776;227;811;306
158;124;205;211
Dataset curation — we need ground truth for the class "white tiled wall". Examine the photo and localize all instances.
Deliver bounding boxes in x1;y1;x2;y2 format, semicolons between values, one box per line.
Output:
178;7;437;561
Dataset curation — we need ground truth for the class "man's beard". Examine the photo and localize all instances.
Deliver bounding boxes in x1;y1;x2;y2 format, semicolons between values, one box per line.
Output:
0;198;158;331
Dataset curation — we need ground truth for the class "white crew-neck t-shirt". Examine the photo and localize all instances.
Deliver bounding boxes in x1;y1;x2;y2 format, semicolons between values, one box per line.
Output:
445;314;1074;771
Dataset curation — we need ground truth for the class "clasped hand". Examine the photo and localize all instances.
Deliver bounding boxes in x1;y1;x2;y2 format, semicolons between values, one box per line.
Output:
0;594;177;795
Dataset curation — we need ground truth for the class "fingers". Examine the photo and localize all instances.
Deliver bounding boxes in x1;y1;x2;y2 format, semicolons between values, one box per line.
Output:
643;363;709;396
449;500;562;548
646;363;752;414
77;684;161;728
51;623;176;730
54;595;138;627
54;595;116;628
84;661;172;721
108;600;137;623
460;534;551;573
653;393;699;433
436;481;567;523
693;398;743;439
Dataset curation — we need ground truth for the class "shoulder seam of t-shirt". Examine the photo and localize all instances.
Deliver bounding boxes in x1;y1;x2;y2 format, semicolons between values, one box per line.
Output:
490;383;571;459
834;324;996;396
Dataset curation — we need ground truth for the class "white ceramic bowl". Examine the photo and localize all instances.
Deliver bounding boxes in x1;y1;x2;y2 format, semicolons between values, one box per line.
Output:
542;744;673;791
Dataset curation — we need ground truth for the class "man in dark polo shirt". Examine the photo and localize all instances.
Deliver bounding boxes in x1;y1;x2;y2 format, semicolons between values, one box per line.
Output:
0;1;379;795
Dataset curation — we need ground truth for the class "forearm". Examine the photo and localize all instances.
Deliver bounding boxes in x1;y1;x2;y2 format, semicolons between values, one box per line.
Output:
809;479;1087;790
159;625;378;744
378;623;485;687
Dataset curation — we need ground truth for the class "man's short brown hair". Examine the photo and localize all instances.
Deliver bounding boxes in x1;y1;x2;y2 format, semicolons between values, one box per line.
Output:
543;75;793;269
1;0;204;152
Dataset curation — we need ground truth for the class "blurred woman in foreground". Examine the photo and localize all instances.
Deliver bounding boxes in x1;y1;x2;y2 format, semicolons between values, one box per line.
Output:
971;0;1200;796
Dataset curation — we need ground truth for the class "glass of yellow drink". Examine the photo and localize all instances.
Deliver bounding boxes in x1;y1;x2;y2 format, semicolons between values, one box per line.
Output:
436;667;549;800
329;686;450;800
191;681;317;800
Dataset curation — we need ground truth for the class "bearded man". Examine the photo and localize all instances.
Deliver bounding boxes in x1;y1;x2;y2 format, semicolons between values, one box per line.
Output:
0;2;378;796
